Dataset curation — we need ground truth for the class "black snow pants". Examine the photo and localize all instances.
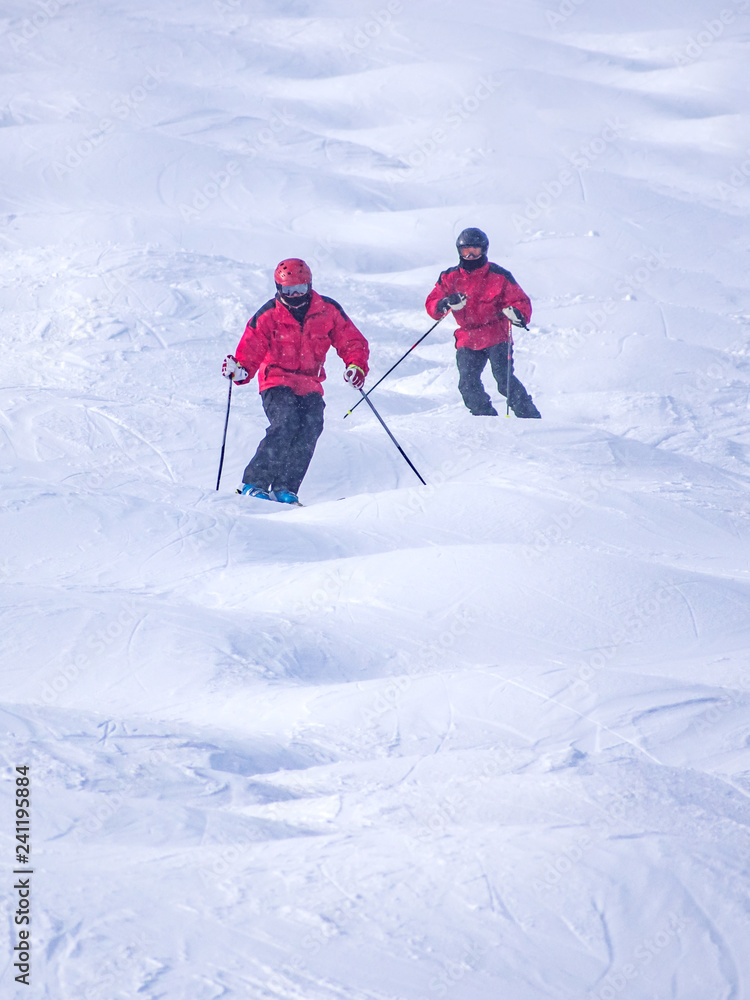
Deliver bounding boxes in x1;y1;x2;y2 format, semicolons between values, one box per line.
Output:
456;343;540;418
243;386;325;493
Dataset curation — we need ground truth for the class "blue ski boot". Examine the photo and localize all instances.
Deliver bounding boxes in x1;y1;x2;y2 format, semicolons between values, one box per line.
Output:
271;489;302;506
236;484;272;500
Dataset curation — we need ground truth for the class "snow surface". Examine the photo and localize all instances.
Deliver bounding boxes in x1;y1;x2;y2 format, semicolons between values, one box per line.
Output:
2;0;750;997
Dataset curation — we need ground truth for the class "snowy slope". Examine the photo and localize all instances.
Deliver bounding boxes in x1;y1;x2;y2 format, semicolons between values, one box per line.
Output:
2;0;750;997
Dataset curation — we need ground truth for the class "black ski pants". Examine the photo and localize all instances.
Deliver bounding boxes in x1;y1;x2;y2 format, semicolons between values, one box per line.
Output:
456;342;539;417
243;386;325;493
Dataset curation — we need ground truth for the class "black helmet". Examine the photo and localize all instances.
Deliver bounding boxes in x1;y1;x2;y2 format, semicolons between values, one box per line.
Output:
456;227;489;253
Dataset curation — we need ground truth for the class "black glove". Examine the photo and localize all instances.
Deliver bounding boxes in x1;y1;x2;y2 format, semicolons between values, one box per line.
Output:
437;292;467;315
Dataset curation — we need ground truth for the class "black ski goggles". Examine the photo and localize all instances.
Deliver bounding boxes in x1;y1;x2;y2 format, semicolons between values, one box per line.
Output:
458;246;484;259
280;283;310;296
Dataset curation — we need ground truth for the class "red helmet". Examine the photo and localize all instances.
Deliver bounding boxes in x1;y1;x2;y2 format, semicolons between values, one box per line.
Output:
274;258;312;286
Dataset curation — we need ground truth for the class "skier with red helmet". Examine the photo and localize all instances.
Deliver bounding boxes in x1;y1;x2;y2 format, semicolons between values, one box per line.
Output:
222;258;369;504
425;228;541;418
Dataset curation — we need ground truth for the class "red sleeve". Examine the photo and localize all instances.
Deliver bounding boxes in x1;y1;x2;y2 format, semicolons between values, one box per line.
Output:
328;302;369;375
425;273;450;320
498;277;532;326
234;306;272;382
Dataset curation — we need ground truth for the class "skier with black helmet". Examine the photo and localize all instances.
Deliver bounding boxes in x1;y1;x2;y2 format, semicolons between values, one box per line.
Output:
222;258;369;504
425;228;541;418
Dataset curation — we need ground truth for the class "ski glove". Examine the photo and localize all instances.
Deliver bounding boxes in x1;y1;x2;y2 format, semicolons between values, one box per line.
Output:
437;292;467;315
222;354;250;383
344;364;366;389
502;306;526;327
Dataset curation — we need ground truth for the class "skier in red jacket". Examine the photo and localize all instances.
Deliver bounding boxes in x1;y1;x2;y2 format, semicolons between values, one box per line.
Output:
222;258;369;504
425;228;540;418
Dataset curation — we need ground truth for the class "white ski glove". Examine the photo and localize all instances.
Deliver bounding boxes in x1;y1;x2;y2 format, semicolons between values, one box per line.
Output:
502;306;526;327
344;364;365;389
222;354;249;383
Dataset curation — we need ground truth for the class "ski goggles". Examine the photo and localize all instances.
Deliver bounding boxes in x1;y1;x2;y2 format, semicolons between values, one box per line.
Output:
280;283;310;296
458;246;484;259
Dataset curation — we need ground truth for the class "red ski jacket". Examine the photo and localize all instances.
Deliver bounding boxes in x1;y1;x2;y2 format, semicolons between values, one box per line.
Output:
425;262;532;350
235;291;369;396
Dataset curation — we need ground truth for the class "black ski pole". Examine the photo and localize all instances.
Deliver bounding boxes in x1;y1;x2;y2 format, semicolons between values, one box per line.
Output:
505;332;513;417
357;388;426;485
504;324;528;416
344;314;445;419
215;375;233;490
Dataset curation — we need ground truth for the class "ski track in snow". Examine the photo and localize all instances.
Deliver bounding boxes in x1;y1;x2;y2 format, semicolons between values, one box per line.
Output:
2;0;750;997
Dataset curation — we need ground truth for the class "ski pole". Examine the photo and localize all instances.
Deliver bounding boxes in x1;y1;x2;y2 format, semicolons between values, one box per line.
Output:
505;333;513;417
504;324;529;416
215;374;233;490
357;388;427;485
344;314;445;419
